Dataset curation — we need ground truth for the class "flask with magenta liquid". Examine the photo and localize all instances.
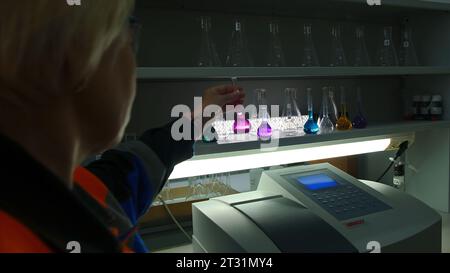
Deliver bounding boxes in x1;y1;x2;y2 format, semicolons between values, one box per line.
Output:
233;112;251;134
304;88;319;135
231;77;251;134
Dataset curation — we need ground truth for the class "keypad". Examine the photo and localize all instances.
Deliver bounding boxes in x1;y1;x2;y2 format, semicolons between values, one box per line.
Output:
303;185;391;221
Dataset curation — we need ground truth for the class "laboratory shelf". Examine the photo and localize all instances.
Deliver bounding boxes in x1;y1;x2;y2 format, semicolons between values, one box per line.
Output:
343;0;450;11
137;67;450;81
193;120;450;156
137;0;450;15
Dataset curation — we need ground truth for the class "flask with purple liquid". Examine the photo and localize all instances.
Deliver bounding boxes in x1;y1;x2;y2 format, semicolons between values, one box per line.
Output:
352;87;368;129
257;105;272;141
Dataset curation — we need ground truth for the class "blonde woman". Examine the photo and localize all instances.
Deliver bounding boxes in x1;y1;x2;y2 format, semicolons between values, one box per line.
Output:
0;1;244;252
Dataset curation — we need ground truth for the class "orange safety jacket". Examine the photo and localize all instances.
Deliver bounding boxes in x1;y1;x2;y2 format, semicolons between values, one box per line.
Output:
0;167;135;253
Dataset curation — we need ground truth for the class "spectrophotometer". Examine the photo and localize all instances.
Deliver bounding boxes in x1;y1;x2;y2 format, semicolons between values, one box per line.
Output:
192;163;442;253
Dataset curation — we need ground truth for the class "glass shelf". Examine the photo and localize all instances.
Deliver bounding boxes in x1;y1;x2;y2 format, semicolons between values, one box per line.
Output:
194;120;450;156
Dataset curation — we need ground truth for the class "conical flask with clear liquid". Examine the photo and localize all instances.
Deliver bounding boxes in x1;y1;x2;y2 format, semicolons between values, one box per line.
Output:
267;21;286;67
353;26;371;66
226;19;254;67
377;26;398;66
301;24;320;67
399;25;419;66
352;87;368;129
318;86;325;126
330;25;347;67
328;86;339;124
197;16;222;67
336;87;353;131
282;88;303;136
257;105;273;141
304;88;319;135
252;88;268;119
319;88;335;134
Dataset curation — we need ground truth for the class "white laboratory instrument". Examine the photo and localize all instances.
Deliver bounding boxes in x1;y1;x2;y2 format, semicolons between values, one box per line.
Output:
192;163;442;253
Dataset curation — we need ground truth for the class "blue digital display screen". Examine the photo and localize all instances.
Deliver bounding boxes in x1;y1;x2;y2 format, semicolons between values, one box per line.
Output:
297;174;338;191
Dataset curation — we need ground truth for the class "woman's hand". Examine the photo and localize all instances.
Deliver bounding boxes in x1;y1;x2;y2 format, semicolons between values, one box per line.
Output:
191;85;246;122
202;85;245;110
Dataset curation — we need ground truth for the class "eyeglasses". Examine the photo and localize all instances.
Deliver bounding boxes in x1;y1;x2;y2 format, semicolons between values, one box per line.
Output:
129;16;142;55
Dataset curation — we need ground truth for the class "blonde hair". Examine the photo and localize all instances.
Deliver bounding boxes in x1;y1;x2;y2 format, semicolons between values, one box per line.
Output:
0;0;135;103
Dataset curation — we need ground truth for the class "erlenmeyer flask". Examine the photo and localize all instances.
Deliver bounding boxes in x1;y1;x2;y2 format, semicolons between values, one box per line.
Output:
399;25;419;66
353;26;371;66
197;16;222;67
330;25;347;67
252;88;268;119
257;105;273;141
377;26;398;66
319;88;335;134
304;88;319;135
226;19;254;67
301;24;320;67
352;87;368;129
282;88;303;136
267;21;286;67
336;87;353;131
328;87;339;124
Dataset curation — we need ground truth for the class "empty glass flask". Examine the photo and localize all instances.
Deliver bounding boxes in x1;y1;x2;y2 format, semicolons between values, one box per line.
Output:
226;19;254;67
329;25;348;67
352;26;371;66
197;16;222;67
399;25;419;66
376;26;398;66
301;24;320;67
267;21;286;67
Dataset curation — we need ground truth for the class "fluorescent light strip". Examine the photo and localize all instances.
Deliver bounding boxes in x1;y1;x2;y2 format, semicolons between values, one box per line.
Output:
169;138;391;180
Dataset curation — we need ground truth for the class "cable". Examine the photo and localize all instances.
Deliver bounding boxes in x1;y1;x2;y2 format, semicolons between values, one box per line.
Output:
376;161;395;182
158;197;193;242
376;141;409;182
